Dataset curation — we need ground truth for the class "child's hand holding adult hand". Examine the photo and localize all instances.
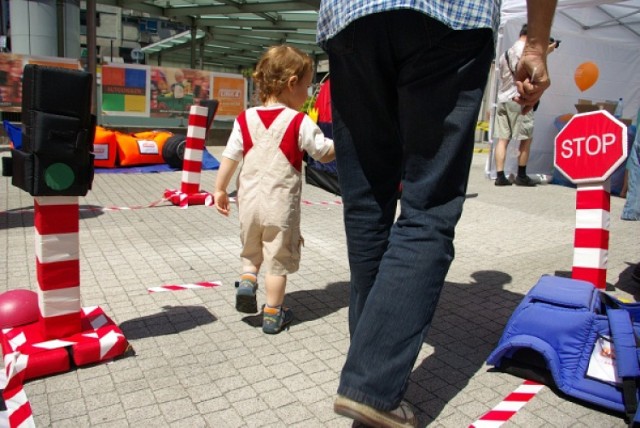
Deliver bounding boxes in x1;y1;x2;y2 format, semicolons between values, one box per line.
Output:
214;190;230;216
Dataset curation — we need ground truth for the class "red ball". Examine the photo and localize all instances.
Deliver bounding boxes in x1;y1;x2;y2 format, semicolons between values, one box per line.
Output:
0;289;39;329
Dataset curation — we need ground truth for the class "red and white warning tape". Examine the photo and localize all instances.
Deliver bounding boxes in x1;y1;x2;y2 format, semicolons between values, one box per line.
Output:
0;198;168;216
469;380;544;427
99;198;168;212
227;197;341;207
0;197;343;216
148;281;221;293
302;199;342;206
1;353;35;428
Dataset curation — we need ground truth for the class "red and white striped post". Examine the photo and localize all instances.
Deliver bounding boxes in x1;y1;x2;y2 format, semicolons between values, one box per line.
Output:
572;181;610;289
554;111;627;290
164;105;213;207
181;105;208;195
34;196;81;338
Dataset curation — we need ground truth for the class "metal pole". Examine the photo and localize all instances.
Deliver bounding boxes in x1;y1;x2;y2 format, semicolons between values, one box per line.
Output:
86;0;97;115
56;0;64;57
190;23;196;69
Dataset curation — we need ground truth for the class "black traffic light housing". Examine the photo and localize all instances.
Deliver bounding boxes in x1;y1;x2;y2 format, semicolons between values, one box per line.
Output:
11;65;96;196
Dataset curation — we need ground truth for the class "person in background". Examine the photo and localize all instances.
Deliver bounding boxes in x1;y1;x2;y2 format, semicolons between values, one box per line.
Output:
317;0;556;426
494;23;557;187
622;108;640;221
214;45;335;334
621;108;640;282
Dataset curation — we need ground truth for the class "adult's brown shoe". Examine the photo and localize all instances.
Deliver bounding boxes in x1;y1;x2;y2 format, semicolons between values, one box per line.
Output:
334;395;418;428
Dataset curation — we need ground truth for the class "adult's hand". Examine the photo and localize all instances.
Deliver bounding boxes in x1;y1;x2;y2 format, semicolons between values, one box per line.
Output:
514;0;558;114
513;51;550;114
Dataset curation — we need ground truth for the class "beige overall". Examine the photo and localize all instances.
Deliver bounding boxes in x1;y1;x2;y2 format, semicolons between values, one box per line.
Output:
237;107;304;275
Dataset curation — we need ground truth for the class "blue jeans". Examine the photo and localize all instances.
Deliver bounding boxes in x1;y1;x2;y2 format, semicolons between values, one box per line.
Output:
622;130;640;220
325;10;494;411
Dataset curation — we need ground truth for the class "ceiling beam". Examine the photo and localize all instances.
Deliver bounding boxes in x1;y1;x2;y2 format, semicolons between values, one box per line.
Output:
98;0;164;16
98;0;324;71
211;27;317;42
166;2;318;18
196;18;317;30
594;5;640;37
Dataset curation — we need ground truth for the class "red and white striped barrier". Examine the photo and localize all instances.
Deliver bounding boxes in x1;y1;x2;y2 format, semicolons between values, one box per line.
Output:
163;188;213;209
165;105;214;208
469;380;544;427
572;181;610;289
0;306;129;382
148;281;221;293
35;196;81;339
1;195;129;383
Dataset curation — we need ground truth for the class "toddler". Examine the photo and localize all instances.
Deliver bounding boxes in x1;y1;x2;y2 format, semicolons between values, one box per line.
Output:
214;45;335;334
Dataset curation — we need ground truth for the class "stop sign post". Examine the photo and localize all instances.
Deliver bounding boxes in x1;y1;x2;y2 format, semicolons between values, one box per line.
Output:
554;110;627;289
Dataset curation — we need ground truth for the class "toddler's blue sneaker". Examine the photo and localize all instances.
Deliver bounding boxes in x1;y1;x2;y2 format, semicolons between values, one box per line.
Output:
235;279;258;313
262;307;293;334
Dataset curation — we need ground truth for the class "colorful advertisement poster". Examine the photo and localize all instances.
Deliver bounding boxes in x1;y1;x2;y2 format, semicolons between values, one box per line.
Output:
0;54;24;111
150;66;212;118
101;64;149;117
212;73;247;120
0;53;79;112
0;54;245;123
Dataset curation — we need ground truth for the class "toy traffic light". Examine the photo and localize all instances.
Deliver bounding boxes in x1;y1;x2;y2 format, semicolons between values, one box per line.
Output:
12;65;96;196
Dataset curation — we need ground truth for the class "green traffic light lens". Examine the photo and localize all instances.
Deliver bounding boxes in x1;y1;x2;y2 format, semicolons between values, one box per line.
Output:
44;163;74;191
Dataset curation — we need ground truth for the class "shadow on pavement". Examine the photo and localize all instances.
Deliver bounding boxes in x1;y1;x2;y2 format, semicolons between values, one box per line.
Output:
0;204;105;230
409;270;524;426
119;305;217;340
611;262;640;299
241;281;350;328
556;267;640;294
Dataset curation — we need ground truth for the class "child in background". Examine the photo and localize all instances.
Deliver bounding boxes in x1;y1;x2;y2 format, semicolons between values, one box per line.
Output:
171;69;185;99
214;45;335;334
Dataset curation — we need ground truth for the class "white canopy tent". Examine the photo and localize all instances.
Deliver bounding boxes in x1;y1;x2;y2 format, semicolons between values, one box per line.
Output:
487;0;640;184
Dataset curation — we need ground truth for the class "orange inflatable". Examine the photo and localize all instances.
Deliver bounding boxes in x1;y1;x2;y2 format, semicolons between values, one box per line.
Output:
93;126;118;168
115;130;173;166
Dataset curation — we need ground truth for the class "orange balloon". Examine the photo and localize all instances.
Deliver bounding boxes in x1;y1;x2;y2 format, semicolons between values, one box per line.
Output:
574;62;599;92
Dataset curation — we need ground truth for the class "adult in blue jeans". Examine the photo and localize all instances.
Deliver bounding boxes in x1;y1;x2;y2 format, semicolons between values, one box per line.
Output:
317;1;557;426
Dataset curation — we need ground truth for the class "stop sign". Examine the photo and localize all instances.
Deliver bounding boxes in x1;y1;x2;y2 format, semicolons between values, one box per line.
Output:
554;110;627;183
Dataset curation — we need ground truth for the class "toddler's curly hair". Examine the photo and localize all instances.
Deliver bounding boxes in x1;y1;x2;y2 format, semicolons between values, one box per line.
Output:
253;45;313;104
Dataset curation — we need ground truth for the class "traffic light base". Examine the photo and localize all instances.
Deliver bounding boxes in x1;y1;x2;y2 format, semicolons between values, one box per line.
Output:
0;306;130;382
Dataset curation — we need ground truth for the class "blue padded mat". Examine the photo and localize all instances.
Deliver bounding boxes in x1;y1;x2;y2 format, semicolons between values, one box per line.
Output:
3;120;21;149
95;148;220;174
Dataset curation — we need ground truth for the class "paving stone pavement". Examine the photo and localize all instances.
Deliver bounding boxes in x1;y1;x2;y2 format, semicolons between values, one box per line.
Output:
1;144;636;427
